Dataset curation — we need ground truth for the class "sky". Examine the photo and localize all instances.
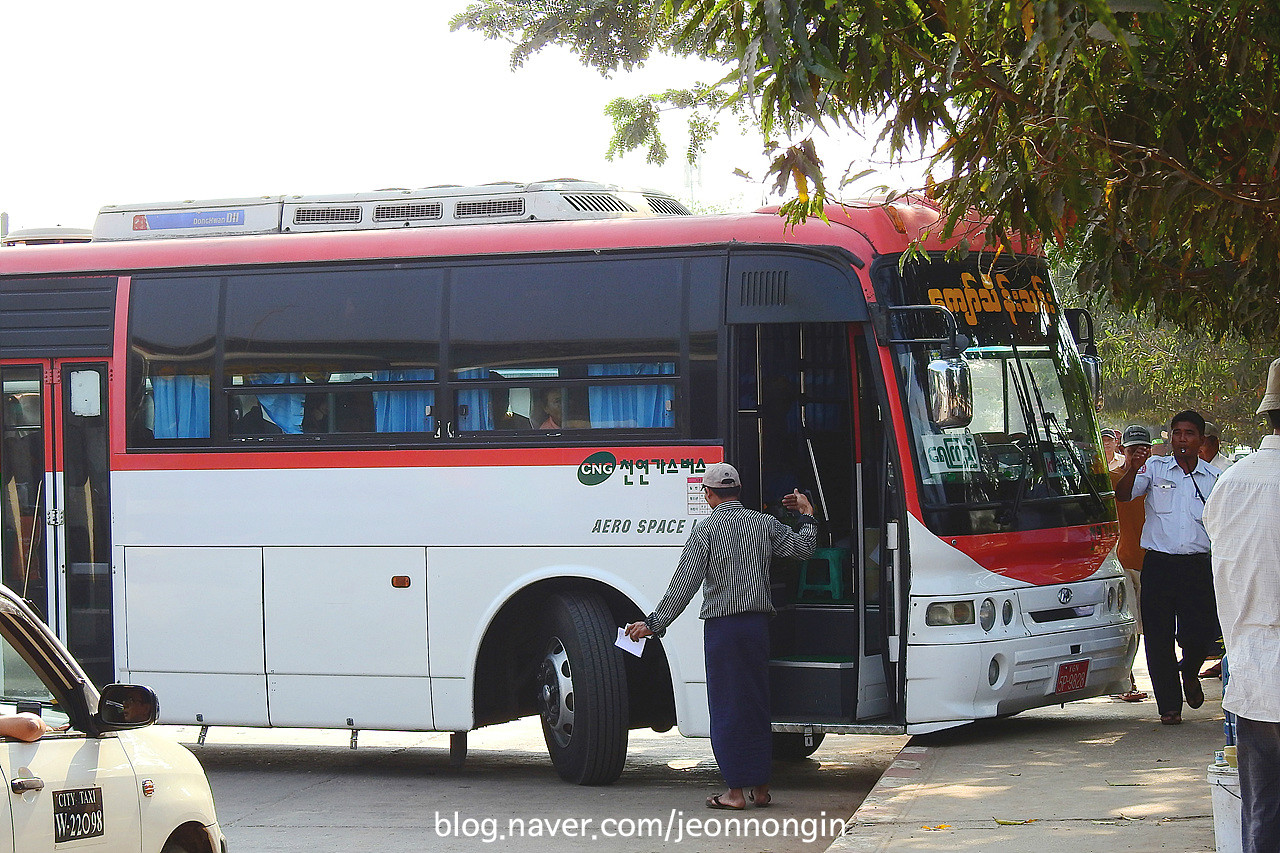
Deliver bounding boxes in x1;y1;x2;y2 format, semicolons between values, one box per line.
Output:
0;1;929;232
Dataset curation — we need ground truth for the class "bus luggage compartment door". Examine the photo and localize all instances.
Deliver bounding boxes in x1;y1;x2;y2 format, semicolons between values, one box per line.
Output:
263;546;431;730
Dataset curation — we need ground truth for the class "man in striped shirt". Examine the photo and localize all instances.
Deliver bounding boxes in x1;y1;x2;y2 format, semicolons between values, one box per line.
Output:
625;462;816;810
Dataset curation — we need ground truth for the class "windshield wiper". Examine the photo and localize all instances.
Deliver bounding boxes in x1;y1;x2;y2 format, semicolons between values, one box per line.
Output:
1029;378;1107;512
999;364;1039;526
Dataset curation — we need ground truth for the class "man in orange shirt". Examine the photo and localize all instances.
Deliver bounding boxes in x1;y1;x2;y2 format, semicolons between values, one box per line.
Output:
1110;424;1152;701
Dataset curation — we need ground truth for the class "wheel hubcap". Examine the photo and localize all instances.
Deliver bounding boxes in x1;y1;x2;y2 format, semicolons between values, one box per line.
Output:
537;636;574;748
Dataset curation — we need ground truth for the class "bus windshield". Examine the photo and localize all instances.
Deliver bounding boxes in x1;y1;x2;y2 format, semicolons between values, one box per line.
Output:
876;253;1113;535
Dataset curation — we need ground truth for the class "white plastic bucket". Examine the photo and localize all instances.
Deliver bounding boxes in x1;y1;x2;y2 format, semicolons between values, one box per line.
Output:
1208;764;1243;853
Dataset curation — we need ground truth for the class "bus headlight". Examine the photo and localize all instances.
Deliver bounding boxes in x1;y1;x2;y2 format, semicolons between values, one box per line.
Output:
1002;599;1014;625
1107;586;1116;612
1117;581;1126;613
979;598;996;632
926;601;975;626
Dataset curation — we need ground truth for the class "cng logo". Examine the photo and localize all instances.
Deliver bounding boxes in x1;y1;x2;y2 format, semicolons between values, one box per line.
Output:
577;451;617;485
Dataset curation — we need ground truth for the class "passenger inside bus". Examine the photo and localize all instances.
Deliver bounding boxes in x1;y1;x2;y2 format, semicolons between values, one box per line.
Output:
301;393;330;433
534;388;594;430
535;388;565;429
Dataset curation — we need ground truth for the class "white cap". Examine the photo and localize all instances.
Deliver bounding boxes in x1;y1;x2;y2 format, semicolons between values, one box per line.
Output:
701;463;741;488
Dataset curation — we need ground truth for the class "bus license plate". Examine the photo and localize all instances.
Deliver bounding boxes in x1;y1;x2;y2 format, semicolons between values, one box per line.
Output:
53;787;104;843
1055;660;1090;694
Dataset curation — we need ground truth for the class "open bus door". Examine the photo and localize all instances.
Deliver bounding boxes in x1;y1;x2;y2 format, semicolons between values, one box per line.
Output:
0;361;114;688
726;243;910;752
731;322;900;752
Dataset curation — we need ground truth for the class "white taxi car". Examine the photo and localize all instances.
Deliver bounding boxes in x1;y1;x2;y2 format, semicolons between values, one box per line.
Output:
0;585;225;853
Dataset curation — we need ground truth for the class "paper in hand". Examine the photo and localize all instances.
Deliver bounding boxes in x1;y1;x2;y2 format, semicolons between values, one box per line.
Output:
615;627;646;658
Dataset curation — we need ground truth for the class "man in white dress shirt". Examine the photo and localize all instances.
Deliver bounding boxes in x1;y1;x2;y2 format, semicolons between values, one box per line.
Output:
1115;409;1221;724
1205;359;1280;853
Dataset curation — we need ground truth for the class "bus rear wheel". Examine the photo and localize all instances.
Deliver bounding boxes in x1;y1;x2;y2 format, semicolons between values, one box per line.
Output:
536;591;628;785
772;731;825;760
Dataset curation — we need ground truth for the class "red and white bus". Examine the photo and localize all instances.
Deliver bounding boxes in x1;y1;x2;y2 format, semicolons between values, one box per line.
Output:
0;180;1134;784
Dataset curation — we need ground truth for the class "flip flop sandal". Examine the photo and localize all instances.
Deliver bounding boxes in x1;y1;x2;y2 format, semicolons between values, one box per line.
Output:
706;794;745;810
748;791;772;808
1160;713;1182;725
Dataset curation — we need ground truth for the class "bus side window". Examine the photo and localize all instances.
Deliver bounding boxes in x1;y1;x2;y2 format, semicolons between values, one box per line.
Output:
127;276;219;445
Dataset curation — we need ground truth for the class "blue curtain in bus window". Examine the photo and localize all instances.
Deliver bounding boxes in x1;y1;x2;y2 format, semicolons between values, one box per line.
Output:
373;370;435;433
246;374;304;434
456;369;495;431
587;363;675;428
152;375;211;439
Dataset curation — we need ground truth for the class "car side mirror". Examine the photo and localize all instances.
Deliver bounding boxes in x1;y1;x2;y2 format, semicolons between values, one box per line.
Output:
96;684;159;730
927;355;973;429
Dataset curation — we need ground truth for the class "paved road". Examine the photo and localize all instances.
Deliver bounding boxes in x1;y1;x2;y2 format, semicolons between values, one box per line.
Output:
157;720;907;852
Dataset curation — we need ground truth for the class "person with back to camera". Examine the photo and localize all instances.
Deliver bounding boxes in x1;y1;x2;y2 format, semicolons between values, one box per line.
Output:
1204;357;1280;853
624;463;815;810
1108;424;1151;702
1115;410;1222;725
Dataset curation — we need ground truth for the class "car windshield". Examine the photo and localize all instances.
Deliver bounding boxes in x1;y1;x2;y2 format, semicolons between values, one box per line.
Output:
875;252;1113;534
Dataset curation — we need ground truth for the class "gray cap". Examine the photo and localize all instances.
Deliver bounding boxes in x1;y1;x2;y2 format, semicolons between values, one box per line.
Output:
1203;421;1221;438
1258;358;1280;415
701;462;741;488
1101;428;1121;440
1121;424;1153;447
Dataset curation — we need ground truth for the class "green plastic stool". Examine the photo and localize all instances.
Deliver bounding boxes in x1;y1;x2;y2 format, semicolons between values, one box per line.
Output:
796;547;845;600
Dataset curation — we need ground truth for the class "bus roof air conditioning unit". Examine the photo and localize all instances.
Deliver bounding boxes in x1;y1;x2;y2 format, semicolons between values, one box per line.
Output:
91;180;692;240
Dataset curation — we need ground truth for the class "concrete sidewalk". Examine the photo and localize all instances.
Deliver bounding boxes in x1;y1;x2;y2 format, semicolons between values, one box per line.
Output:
833;663;1227;852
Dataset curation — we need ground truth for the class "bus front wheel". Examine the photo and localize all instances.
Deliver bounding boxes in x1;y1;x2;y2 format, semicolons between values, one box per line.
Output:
772;731;825;760
536;591;628;785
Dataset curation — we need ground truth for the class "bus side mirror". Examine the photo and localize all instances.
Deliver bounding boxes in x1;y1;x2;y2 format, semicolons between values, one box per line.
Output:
1080;354;1103;411
927;355;973;430
1064;308;1104;410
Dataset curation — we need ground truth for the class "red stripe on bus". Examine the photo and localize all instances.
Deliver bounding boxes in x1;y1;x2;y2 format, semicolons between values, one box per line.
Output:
111;277;132;457
947;522;1120;585
875;342;924;520
109;445;725;472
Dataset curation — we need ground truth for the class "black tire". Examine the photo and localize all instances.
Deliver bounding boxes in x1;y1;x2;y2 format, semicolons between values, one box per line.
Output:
535;591;629;785
772;730;825;760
